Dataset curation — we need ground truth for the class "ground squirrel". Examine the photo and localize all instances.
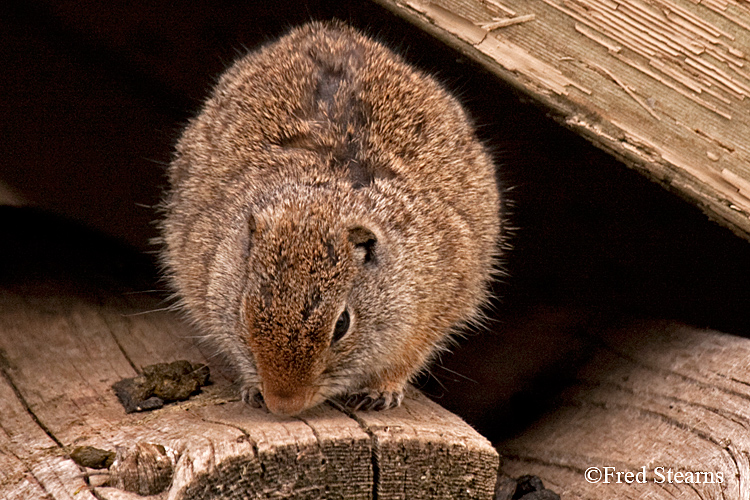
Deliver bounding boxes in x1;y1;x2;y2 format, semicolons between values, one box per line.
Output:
160;21;501;416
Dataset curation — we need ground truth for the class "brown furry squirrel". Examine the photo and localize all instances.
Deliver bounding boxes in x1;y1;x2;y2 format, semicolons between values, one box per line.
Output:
160;21;501;416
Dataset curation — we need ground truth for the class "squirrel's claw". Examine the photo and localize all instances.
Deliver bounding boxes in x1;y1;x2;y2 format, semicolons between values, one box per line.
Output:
241;387;266;409
341;388;404;411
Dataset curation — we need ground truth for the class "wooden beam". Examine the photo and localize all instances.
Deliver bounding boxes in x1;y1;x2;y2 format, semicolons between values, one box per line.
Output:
372;0;750;241
497;320;750;499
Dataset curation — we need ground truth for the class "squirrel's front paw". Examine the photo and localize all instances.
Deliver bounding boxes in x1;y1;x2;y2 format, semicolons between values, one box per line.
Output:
340;388;404;411
241;386;265;409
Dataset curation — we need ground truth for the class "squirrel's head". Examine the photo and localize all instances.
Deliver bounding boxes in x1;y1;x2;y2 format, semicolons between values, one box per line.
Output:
241;196;380;416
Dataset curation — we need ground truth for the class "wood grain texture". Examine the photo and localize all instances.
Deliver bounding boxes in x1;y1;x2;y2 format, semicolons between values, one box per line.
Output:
373;0;750;241
497;320;750;499
353;388;500;499
0;210;498;499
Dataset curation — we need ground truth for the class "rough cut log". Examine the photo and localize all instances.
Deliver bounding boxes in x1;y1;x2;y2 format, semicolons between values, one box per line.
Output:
0;208;498;500
373;0;750;242
497;320;750;499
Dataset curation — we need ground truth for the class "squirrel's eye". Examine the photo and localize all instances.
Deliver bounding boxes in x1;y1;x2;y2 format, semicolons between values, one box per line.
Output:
332;309;350;343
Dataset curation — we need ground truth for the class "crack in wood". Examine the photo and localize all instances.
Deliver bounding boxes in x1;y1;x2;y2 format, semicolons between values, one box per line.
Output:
337;408;381;500
0;351;64;451
196;416;260;467
30;478;55;500
588;59;663;119
96;309;140;374
726;375;750;388
87;484;106;500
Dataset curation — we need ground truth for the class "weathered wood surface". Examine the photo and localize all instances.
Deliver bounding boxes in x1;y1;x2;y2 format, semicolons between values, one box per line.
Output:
0;212;498;499
496;320;750;499
373;0;750;241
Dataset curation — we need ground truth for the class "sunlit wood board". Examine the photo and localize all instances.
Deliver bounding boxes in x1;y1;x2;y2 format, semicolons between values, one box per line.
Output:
373;0;750;241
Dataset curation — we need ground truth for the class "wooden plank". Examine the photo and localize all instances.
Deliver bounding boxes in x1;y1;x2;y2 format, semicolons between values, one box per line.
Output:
0;208;498;499
372;0;750;241
0;370;89;500
352;388;499;499
497;320;750;499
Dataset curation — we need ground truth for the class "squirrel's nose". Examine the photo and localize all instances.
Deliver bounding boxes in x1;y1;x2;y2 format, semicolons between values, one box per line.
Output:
262;385;318;416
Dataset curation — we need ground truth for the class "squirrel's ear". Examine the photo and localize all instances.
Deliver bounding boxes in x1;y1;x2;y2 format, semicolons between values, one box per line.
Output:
348;226;377;265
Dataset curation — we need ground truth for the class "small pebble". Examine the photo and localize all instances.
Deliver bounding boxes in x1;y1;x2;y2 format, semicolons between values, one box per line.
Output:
494;472;561;500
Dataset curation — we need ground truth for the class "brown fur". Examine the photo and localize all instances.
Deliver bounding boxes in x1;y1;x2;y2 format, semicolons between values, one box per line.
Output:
160;21;501;415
